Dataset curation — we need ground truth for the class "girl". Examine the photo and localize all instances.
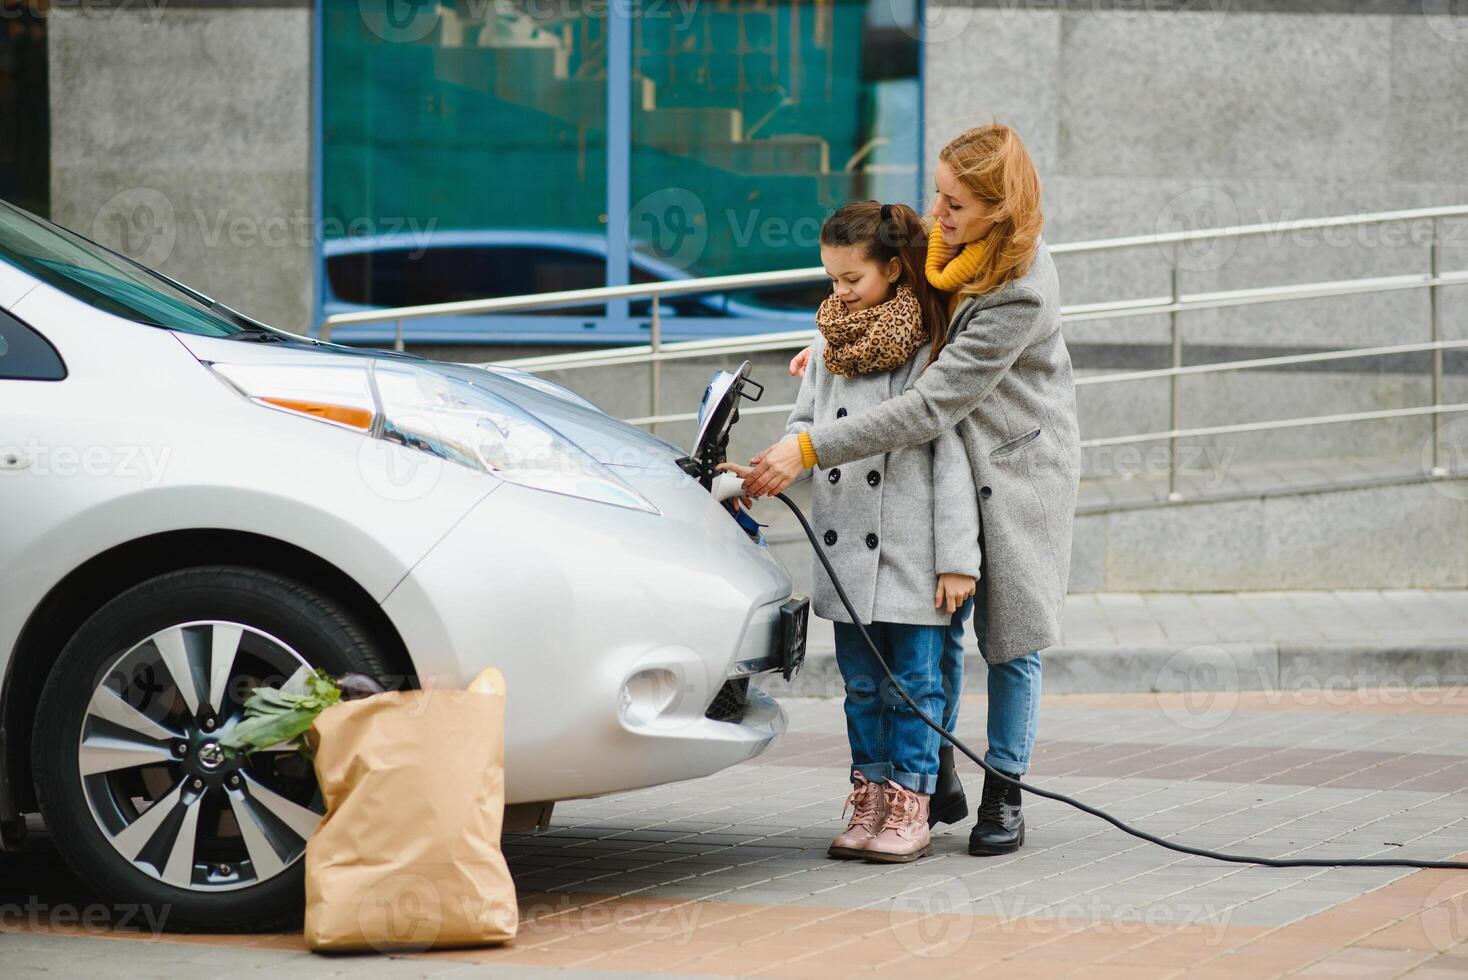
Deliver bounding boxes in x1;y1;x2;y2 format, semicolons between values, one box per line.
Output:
727;200;981;863
739;125;1082;858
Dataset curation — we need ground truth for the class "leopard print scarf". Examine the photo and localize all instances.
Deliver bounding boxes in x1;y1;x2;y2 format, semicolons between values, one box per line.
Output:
817;284;927;378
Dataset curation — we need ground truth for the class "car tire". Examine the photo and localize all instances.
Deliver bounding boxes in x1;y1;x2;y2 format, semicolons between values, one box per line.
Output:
31;565;397;933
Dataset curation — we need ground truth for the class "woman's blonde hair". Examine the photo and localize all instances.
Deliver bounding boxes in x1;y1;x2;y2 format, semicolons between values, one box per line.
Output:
938;124;1044;296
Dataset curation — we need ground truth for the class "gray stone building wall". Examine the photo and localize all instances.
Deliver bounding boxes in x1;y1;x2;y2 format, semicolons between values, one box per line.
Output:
924;0;1468;472
47;0;314;333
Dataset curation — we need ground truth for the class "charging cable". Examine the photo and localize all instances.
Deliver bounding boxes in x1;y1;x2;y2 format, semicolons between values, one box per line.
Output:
773;491;1468;871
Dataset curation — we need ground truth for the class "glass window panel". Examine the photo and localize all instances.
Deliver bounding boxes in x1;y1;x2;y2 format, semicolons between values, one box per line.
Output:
323;1;609;310
629;0;921;308
0;0;49;217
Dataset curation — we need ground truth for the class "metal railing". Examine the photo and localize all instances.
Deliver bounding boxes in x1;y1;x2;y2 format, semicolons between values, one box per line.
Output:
321;204;1468;500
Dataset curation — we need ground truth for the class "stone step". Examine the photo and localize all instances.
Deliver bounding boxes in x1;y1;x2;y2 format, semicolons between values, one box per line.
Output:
761;589;1468;698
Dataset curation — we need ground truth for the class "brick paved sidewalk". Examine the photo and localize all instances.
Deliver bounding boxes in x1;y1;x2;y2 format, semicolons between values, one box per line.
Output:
4;686;1467;977
781;590;1468;697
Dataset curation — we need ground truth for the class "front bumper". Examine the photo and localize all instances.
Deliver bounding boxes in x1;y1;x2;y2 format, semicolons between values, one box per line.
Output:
380;463;793;803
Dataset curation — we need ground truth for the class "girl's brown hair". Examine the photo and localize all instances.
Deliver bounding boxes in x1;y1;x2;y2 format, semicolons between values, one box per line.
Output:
819;200;951;367
938;123;1044;297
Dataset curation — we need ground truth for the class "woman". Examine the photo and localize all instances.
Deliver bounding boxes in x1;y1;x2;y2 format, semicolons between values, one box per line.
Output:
740;124;1081;856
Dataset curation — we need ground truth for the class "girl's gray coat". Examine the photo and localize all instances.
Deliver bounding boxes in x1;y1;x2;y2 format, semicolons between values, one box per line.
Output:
785;335;981;628
805;238;1081;663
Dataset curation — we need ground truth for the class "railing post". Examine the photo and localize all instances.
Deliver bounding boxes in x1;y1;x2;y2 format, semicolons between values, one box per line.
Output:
649;295;662;437
1429;218;1446;477
1168;261;1183;501
394;318;404;353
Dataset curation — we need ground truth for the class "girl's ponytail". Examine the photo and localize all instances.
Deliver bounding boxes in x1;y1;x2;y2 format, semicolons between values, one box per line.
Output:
821;200;951;367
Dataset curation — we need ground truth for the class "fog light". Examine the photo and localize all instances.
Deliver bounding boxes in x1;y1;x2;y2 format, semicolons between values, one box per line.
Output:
619;669;681;726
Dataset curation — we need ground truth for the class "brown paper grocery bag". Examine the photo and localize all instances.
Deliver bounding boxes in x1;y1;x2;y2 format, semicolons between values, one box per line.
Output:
304;667;518;952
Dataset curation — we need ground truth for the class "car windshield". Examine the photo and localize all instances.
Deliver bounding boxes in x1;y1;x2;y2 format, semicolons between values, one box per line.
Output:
0;198;241;336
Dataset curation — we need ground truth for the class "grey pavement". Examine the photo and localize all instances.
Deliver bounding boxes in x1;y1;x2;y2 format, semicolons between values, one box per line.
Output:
4;690;1466;976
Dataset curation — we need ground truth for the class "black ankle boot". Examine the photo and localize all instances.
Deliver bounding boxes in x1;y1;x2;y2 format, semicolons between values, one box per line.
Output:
967;767;1024;855
928;745;969;828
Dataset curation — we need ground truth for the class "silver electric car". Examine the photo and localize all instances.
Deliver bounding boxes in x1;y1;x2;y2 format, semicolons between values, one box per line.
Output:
0;199;801;930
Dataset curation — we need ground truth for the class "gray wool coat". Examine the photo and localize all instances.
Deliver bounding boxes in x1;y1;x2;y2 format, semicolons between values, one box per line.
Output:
785;334;981;628
805;237;1081;664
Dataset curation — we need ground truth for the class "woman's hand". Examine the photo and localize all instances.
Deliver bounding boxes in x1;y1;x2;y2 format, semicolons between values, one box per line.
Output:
935;573;977;614
743;438;806;498
788;345;812;378
712;462;756;511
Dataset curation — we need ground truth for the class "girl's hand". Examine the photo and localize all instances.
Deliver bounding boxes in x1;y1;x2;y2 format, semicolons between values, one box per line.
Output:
935;573;977;614
744;439;806;497
789;345;813;378
713;462;756;511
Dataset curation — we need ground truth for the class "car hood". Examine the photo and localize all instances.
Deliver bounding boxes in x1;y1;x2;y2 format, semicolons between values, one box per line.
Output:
172;332;688;470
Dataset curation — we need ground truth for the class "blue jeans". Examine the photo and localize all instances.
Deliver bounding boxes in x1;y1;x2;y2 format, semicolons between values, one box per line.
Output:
833;607;971;794
940;596;1042;775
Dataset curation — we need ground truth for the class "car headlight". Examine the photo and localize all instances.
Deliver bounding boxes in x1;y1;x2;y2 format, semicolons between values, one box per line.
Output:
209;360;658;514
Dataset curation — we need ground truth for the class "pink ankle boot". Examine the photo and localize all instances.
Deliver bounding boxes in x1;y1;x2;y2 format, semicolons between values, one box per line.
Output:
828;774;887;859
864;781;933;863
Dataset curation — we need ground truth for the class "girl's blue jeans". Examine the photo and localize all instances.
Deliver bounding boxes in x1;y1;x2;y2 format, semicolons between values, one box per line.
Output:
833;597;1043;792
834;609;966;794
942;596;1043;775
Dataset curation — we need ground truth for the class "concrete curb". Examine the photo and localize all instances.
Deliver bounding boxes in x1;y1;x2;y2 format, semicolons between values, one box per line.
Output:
760;641;1468;699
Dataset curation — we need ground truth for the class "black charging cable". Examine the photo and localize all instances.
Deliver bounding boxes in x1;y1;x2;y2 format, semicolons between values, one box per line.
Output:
774;492;1468;871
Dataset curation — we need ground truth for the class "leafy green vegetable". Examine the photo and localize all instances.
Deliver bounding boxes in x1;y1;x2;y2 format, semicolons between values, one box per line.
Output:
219;670;344;758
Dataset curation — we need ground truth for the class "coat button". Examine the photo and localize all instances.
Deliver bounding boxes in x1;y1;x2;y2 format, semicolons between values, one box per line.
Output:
836;407;847;419
980;486;993;499
824;529;838;546
828;468;841;484
865;533;878;549
866;470;880;487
